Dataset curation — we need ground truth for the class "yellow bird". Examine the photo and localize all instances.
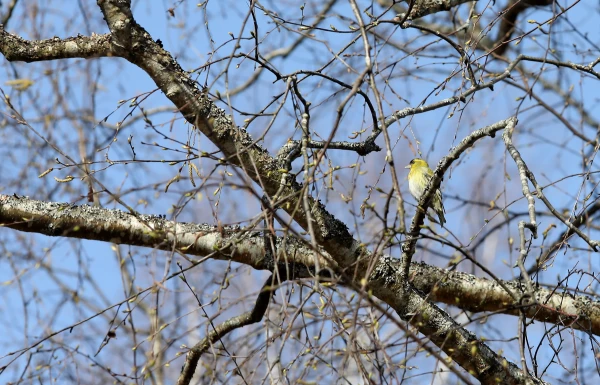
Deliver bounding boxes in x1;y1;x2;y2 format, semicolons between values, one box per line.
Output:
405;158;446;225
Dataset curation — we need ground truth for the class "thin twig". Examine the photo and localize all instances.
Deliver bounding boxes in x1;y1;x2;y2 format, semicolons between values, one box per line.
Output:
176;274;279;385
502;122;538;237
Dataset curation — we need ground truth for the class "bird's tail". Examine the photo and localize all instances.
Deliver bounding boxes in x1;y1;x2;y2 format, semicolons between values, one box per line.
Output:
437;211;446;226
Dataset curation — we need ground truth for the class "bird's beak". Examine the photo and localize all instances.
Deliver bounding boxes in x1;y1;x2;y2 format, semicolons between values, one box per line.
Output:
404;164;411;169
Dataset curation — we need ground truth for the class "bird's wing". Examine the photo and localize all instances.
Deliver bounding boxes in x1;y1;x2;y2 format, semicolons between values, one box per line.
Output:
435;189;446;213
424;171;446;213
422;169;433;182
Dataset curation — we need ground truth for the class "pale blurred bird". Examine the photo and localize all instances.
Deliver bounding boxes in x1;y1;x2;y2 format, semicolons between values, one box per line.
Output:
405;158;446;225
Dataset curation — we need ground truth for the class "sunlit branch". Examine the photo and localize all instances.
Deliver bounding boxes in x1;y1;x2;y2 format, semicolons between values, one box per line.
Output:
2;194;598;338
0;194;327;271
0;26;112;61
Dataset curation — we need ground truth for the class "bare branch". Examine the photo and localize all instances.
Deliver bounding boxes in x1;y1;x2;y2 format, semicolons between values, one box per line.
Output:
0;0;539;375
518;54;600;80
0;26;112;61
91;0;367;271
503;126;600;252
531;200;600;274
502;124;538;236
0;0;20;27
3;193;598;336
384;0;477;21
176;275;278;385
0;194;327;271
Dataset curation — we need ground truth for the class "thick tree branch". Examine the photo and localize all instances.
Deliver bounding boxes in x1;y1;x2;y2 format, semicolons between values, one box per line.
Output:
0;26;112;61
0;194;325;271
411;262;600;337
2;194;598;339
368;265;543;384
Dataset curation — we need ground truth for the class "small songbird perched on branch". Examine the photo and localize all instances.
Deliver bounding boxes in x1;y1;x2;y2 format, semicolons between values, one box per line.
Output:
405;158;446;226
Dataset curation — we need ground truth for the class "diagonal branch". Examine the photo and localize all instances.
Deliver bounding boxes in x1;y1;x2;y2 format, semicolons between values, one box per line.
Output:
0;0;20;27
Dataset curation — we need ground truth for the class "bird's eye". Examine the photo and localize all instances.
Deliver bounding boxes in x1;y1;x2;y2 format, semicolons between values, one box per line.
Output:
410;159;414;164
